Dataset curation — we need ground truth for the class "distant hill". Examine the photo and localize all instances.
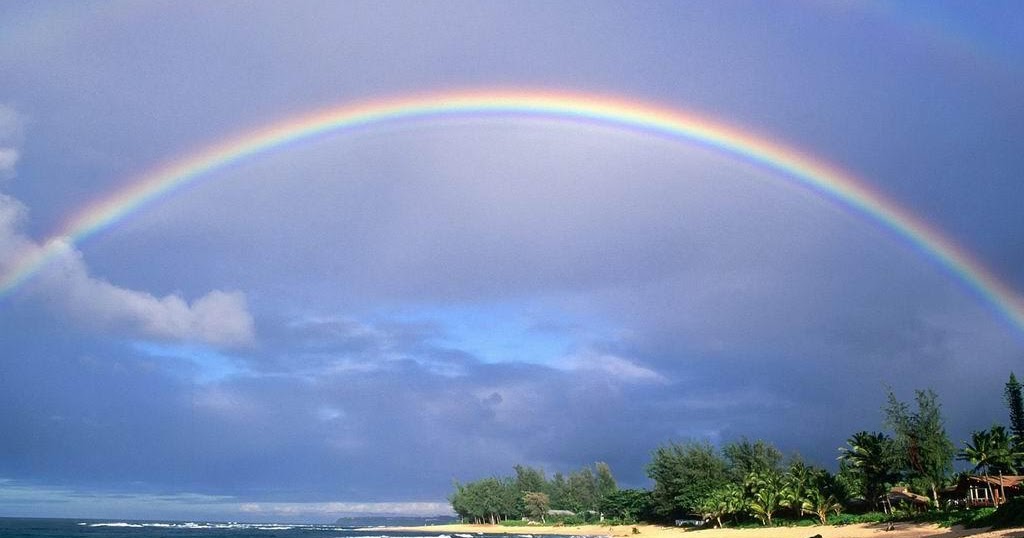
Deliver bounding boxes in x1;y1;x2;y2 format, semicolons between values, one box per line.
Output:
334;515;459;527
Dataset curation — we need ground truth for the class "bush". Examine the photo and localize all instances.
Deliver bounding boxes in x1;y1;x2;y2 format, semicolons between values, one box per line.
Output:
498;520;530;527
828;512;890;525
912;508;995;528
974;498;1024;529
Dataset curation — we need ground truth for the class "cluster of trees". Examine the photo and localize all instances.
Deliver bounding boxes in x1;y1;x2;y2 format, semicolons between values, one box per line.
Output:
449;372;1024;527
449;463;627;524
838;378;1024;515
648;438;843;527
652;376;1024;527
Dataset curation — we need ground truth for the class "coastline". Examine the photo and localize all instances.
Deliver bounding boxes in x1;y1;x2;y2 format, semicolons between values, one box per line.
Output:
370;523;1024;538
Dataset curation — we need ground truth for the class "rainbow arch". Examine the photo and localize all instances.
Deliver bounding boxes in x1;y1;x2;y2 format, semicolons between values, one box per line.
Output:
2;89;1022;336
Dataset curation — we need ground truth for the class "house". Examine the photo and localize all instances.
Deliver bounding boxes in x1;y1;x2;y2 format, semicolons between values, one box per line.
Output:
944;475;1024;508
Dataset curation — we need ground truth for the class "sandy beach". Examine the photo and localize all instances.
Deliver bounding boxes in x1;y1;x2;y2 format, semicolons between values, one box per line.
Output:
376;523;1024;538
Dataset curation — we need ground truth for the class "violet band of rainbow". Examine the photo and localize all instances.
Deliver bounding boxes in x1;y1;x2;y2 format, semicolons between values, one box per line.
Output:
3;90;1021;338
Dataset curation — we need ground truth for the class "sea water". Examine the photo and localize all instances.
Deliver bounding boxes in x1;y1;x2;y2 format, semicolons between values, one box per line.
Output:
0;518;587;538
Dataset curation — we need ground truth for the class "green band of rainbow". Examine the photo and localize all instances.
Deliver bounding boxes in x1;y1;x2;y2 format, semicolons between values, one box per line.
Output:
3;89;1022;337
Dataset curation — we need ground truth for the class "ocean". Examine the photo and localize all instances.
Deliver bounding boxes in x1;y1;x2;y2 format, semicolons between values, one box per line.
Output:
0;519;582;538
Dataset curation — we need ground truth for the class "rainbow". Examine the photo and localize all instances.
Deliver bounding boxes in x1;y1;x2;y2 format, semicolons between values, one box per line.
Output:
2;89;1022;336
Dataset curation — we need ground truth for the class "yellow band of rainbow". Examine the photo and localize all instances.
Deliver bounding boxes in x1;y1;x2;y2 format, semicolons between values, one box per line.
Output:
3;89;1021;337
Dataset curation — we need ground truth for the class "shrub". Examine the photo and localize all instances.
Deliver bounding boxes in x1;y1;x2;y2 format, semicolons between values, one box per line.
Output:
974;498;1024;529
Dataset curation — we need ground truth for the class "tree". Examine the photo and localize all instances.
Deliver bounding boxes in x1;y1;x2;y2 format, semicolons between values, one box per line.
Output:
523;491;550;523
548;472;568;510
647;441;728;519
514;465;547;496
884;389;955;508
565;467;599;516
698;488;729;528
514;465;547;517
781;459;813;517
985;425;1022;475
723;438;782;483
600;489;652;523
1006;373;1024;445
960;425;1023;505
960;428;1000;505
838;431;900;510
700;482;745;528
745;469;783;526
802;486;842;525
595;462;618;519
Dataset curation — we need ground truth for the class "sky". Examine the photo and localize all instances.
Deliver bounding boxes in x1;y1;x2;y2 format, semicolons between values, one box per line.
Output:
1;0;1023;523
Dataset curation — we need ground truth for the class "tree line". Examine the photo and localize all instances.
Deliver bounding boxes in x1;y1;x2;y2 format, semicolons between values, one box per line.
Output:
449;372;1024;527
449;462;625;524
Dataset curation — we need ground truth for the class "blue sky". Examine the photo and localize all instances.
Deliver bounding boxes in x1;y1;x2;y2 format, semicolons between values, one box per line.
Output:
1;0;1023;523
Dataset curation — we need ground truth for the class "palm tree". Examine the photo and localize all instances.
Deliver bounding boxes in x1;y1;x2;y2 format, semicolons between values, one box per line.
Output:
961;425;1024;506
987;425;1022;475
746;470;783;526
959;428;998;505
802;487;842;525
781;460;812;517
839;431;898;511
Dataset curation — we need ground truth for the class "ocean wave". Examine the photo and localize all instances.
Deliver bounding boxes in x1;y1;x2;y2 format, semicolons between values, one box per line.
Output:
83;522;467;533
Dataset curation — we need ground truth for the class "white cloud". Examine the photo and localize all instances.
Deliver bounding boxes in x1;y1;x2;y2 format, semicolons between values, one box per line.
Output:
0;105;23;180
0;197;254;348
35;243;255;346
563;351;667;383
0;148;18;180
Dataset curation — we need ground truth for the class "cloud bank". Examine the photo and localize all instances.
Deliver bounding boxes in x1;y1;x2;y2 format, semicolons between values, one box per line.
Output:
0;110;254;348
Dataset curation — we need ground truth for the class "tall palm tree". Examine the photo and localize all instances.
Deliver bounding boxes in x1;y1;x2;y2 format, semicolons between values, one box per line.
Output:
959;428;998;505
838;431;898;511
987;425;1022;475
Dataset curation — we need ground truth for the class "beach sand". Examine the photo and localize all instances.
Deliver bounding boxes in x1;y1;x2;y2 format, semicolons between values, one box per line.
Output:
376;523;1024;538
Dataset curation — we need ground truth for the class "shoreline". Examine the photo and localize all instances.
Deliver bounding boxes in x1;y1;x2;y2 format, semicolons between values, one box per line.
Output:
369;522;1024;538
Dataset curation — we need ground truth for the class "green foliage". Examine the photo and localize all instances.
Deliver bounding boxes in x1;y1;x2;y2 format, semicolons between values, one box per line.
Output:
600;488;652;522
497;519;531;527
827;511;891;525
884;389;955;506
723;438;782;482
1005;373;1024;443
523;491;550;522
647;441;727;518
745;469;784;526
596;462;618;502
555;514;587;525
514;465;547;496
838;431;900;509
449;476;519;524
959;423;1021;500
975;497;1024;529
564;466;598;514
451;462;619;524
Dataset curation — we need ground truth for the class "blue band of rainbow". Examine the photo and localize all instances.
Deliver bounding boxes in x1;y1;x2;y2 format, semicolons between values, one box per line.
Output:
3;90;1021;338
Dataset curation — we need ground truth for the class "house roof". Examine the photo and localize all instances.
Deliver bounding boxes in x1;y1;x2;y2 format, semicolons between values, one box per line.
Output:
963;475;1024;488
888;487;931;506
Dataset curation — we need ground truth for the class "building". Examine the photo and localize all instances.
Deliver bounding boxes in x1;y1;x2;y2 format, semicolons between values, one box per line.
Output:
944;475;1024;508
